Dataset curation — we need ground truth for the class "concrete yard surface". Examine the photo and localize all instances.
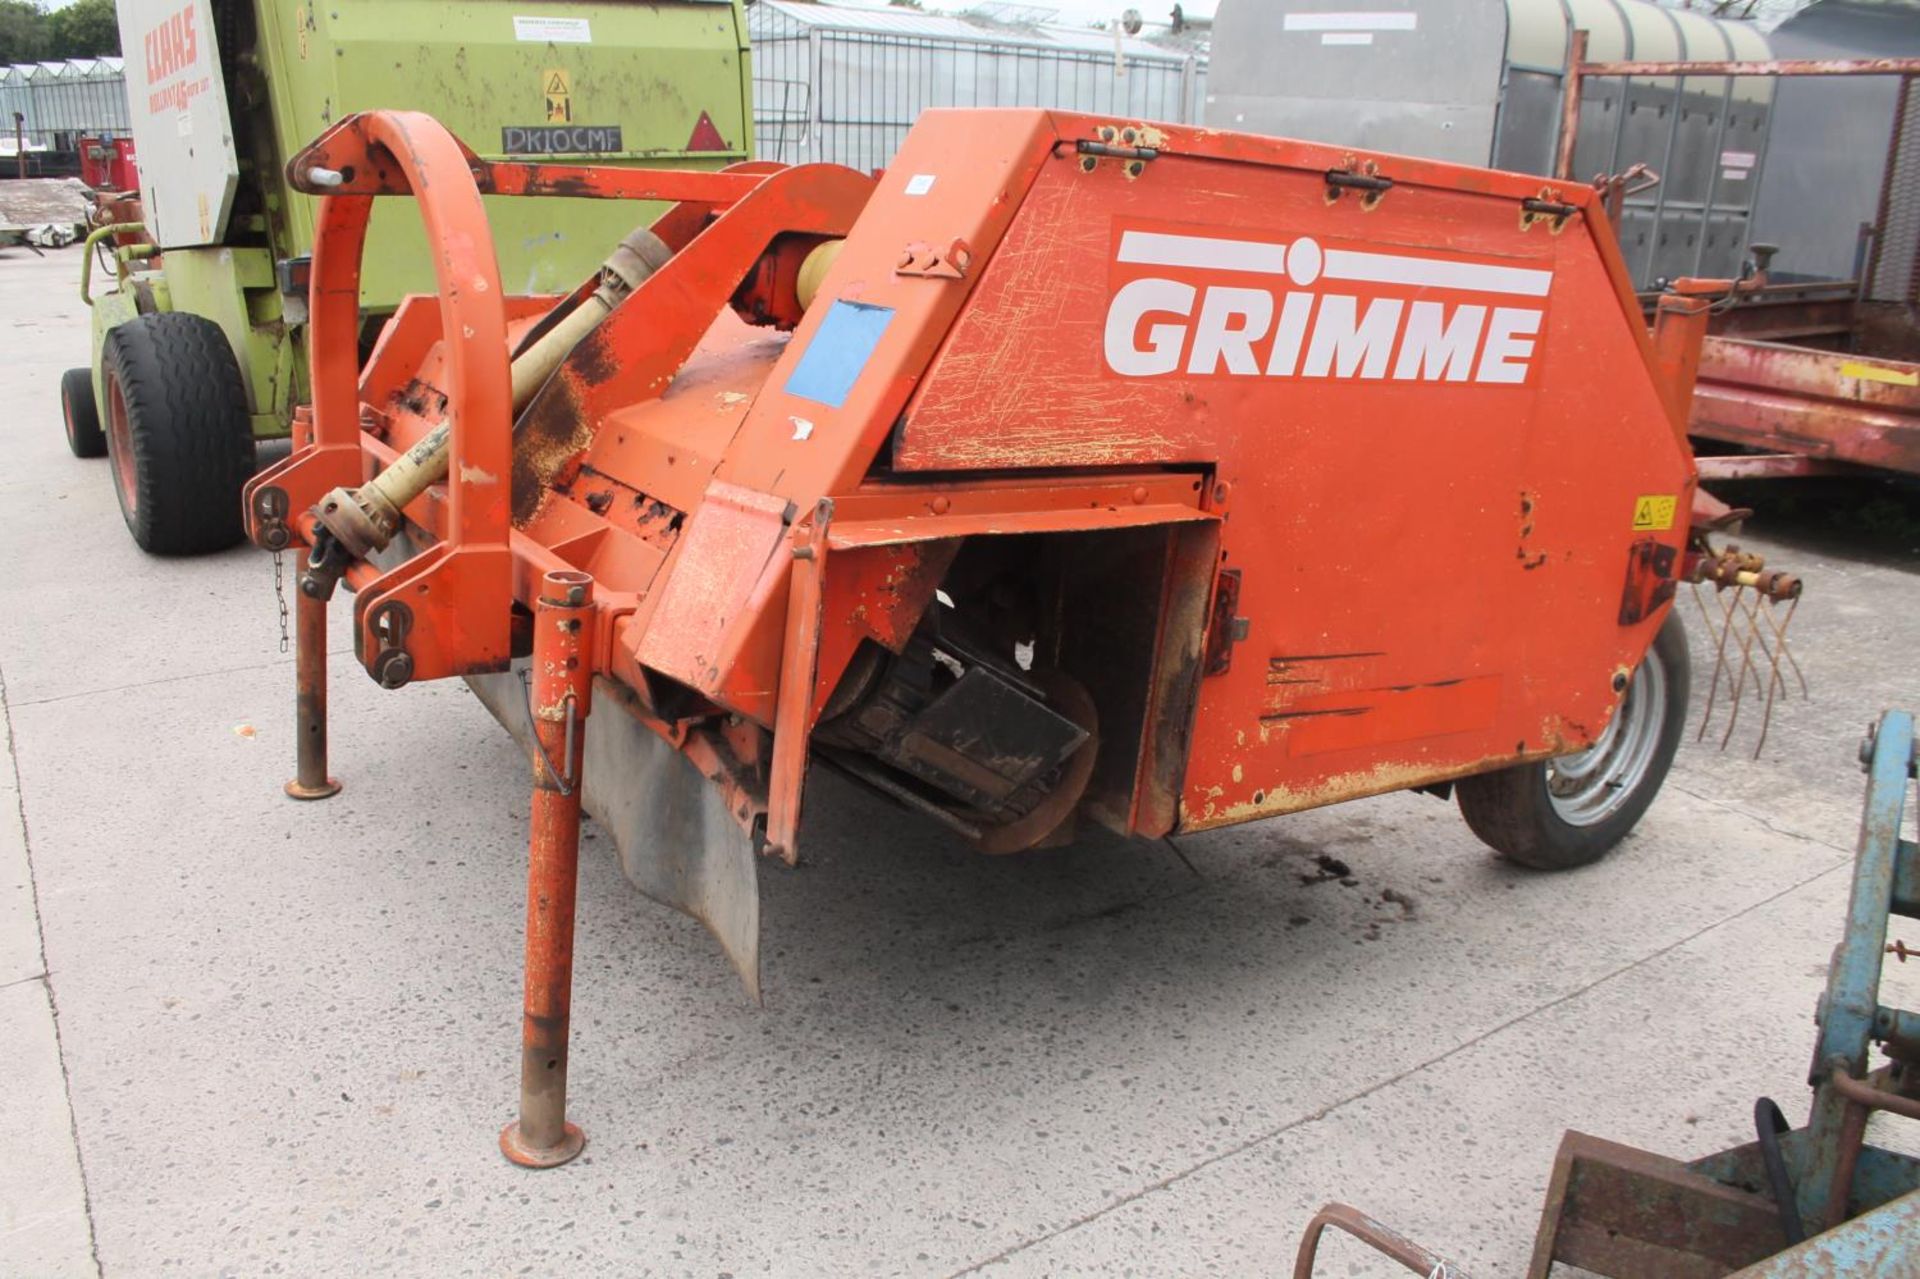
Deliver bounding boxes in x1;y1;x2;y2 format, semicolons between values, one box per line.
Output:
2;240;1918;1277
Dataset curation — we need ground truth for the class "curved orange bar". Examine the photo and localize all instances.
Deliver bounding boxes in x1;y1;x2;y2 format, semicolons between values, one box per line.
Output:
299;109;513;552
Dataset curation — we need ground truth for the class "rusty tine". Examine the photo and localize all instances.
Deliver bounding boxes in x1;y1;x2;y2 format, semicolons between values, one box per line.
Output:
1694;581;1738;742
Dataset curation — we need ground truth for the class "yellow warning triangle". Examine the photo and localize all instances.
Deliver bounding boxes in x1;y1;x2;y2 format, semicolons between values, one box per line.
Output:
546;72;568;94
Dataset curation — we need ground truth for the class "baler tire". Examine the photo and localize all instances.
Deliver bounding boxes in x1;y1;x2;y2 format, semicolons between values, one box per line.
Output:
61;366;106;458
100;313;255;555
1456;613;1690;871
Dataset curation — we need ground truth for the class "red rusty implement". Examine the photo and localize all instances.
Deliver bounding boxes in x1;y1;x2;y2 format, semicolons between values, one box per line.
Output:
1553;40;1920;479
1690;339;1920;478
250;107;1705;1150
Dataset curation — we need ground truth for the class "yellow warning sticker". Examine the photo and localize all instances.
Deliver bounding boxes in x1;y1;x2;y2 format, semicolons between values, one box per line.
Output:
1839;360;1918;388
1631;494;1677;531
543;67;572;123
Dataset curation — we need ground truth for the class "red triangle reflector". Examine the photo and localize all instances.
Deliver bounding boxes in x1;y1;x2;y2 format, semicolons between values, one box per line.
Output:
686;111;729;152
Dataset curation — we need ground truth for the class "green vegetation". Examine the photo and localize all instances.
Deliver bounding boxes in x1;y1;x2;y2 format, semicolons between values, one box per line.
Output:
0;0;120;65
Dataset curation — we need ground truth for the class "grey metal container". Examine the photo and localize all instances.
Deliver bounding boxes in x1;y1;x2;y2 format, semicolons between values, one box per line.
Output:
1750;1;1920;296
1206;0;1774;288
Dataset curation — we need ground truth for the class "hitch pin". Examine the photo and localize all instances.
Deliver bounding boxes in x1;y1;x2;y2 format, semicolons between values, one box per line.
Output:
306;167;346;188
520;673;581;797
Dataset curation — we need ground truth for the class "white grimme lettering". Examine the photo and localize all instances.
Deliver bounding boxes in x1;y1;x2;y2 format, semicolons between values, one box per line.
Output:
1266;291;1314;376
1103;280;1544;385
1393;301;1485;382
1302;295;1401;379
1189;287;1273;375
1478;307;1542;384
1105;277;1197;376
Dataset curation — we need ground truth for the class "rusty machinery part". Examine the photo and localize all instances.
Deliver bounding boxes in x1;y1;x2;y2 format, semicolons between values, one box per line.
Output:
500;569;596;1170
816;619;1099;855
303;225;673;578
1684;541;1809;759
1299;713;1920;1277
284;585;342;802
244;103;1729;1158
1523;710;1920;1277
1689;543;1805;602
1590;162;1659;225
1293;1202;1470;1279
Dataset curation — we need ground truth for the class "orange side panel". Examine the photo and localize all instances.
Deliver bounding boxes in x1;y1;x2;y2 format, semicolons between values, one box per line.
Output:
874;118;1693;830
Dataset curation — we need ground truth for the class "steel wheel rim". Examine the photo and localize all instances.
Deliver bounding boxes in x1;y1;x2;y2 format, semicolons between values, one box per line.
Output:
1545;646;1668;827
105;373;137;516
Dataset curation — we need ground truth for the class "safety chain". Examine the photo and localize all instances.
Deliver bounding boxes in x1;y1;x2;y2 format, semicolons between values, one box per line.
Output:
273;550;290;653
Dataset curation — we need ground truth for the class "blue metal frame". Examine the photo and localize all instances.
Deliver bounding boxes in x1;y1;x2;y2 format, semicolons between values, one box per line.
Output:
1730;1186;1920;1277
1797;709;1917;1229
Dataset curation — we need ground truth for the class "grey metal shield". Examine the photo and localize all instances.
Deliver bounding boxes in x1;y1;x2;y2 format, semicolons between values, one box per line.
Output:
466;668;763;1004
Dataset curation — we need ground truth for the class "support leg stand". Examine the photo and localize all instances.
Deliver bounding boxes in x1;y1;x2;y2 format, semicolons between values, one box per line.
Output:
500;569;596;1169
285;586;342;801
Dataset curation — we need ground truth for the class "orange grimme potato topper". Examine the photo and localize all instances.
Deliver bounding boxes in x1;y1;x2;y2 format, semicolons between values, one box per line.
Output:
248;107;1708;1162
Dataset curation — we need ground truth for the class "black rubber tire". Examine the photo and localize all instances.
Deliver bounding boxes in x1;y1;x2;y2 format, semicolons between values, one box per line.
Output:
1456;613;1691;870
100;313;255;555
61;366;106;458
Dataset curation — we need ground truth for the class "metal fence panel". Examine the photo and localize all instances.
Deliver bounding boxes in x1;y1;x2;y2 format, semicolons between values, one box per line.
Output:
1;59;132;170
751;21;1205;173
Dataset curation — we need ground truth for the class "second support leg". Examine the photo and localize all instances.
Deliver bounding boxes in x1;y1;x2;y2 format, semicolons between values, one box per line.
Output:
500;569;596;1169
285;584;341;801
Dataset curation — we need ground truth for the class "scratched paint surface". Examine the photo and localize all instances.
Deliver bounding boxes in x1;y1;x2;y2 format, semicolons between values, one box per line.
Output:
276;109;1695;847
892;140;1693;829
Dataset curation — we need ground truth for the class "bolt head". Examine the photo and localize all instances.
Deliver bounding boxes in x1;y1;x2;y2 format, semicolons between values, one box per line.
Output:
376;650;414;690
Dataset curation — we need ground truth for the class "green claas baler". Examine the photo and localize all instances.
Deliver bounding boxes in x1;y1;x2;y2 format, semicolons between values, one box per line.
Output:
60;0;751;554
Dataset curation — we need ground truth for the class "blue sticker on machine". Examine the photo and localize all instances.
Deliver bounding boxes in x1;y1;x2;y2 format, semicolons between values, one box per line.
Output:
784;301;895;409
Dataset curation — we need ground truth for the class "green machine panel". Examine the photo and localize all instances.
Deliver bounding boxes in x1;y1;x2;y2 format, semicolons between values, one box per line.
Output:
249;0;751;302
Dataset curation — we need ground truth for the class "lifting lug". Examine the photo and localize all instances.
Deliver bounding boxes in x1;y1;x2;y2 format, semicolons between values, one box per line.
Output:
250;485;292;553
365;600;416;690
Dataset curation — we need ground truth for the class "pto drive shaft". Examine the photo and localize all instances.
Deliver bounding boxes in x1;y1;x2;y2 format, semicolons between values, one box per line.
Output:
302;227;671;582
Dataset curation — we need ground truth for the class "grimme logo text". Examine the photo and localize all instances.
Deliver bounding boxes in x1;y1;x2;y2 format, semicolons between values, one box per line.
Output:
1104;230;1552;385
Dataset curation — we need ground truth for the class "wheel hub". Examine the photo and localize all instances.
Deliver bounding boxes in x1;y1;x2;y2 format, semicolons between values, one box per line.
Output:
1546;647;1670;828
